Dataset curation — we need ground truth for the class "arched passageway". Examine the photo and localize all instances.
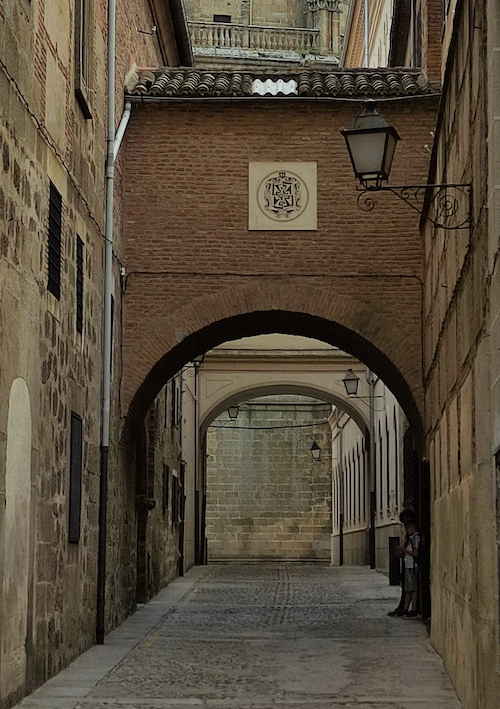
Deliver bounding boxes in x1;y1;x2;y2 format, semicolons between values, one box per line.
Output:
120;322;428;619
123;302;424;454
204;392;335;562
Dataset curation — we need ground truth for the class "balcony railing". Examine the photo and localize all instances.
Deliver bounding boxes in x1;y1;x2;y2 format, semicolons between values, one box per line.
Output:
189;21;320;54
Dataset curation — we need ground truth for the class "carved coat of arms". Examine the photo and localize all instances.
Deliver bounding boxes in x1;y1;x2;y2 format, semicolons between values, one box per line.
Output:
249;162;316;230
263;171;303;219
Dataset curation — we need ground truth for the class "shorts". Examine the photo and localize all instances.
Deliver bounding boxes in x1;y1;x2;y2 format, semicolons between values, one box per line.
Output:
404;567;419;592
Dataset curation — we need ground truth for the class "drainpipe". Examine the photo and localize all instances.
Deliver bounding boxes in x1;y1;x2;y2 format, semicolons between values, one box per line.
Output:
367;368;376;569
338;419;344;566
96;0;132;644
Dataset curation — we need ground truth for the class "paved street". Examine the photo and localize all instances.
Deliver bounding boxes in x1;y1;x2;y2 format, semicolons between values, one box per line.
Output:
15;563;461;709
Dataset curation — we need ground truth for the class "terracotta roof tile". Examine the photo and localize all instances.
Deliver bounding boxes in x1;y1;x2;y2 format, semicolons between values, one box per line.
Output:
128;68;439;100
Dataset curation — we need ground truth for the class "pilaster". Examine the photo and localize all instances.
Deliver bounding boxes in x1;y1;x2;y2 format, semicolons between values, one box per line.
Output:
305;0;341;56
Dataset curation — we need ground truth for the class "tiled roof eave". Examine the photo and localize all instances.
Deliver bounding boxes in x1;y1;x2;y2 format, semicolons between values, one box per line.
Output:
126;93;441;104
126;68;442;101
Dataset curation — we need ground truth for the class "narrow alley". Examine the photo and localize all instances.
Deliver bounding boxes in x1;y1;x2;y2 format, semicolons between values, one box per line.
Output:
15;564;461;709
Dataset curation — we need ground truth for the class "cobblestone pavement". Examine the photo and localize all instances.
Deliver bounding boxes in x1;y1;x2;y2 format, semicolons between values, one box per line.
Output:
15;563;462;709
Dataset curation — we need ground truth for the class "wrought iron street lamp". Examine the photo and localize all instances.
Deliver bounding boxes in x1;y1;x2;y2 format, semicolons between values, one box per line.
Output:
341;100;472;230
341;100;400;190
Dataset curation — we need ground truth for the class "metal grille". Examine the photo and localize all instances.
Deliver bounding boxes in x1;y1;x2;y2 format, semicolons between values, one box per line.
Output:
76;235;84;333
48;182;62;299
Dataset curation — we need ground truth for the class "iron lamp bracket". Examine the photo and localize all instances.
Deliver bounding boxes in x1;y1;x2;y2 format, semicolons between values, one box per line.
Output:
356;183;472;230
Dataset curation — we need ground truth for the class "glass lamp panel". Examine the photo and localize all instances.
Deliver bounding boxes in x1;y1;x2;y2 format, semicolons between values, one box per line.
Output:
346;130;387;180
381;130;399;181
343;370;360;396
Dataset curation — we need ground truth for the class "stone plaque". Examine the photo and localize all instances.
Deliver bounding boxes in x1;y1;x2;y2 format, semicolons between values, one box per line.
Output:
248;162;317;230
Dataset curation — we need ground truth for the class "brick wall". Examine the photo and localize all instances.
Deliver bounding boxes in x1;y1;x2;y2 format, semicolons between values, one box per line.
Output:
122;97;439;449
206;396;332;559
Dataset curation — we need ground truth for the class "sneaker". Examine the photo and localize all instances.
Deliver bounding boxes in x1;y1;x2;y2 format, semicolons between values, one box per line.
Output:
387;608;406;617
402;610;419;619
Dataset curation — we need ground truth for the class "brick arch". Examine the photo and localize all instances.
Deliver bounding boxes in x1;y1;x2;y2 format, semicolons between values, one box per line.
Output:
123;280;423;450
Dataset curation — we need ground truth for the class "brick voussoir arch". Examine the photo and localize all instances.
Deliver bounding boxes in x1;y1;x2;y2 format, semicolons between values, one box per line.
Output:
123;281;424;449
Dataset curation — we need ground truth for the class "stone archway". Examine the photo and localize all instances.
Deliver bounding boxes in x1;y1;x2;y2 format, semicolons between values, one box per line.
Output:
123;281;423;451
200;383;369;438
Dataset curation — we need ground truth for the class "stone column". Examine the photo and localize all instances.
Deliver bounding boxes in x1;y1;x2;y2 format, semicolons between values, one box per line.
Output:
241;0;250;23
241;0;250;47
305;0;341;56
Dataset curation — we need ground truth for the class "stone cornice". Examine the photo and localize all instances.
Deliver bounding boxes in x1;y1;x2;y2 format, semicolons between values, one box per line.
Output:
149;0;193;67
305;0;341;11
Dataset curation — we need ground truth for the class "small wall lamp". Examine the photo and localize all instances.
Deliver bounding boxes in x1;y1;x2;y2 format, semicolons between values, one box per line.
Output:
342;369;360;397
192;353;205;366
341;100;471;230
310;441;321;460
227;405;240;420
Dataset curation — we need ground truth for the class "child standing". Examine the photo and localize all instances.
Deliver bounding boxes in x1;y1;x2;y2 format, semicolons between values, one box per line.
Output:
387;504;418;617
399;518;421;618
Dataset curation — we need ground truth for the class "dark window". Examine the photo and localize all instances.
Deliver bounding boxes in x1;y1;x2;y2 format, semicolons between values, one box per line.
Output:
48;182;62;299
394;411;399;509
213;14;231;22
171;379;180;427
412;6;422;67
378;423;383;514
75;0;92;118
76;235;84;333
172;474;179;527
69;412;83;543
163;465;170;511
386;419;391;511
362;442;366;519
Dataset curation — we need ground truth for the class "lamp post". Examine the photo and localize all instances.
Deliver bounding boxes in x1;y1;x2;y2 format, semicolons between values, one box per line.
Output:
342;367;377;569
341;100;471;230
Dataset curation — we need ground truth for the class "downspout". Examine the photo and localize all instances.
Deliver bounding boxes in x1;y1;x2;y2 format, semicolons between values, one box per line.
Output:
367;368;376;569
338;419;344;566
96;0;132;644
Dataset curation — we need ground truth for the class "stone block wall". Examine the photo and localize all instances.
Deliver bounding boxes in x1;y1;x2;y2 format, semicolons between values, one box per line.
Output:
185;0;304;27
138;384;183;601
422;1;500;707
0;0;185;706
0;0;108;696
205;395;332;559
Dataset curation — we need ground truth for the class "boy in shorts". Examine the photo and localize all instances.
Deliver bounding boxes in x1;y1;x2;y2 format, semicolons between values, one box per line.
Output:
398;518;420;618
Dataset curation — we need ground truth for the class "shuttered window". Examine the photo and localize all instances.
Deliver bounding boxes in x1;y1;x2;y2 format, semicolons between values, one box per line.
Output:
69;412;83;543
75;0;93;118
76;235;84;333
48;182;62;299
